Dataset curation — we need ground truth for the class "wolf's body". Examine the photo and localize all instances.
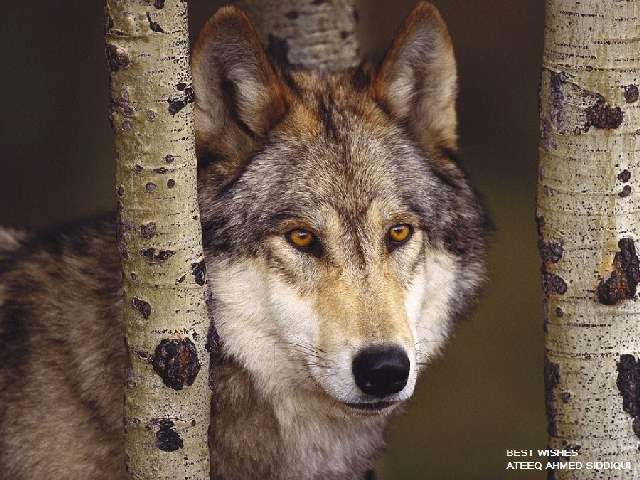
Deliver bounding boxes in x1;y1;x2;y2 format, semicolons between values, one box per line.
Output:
0;3;488;480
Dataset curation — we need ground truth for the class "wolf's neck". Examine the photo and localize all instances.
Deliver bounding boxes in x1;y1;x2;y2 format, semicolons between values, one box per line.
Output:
209;355;388;480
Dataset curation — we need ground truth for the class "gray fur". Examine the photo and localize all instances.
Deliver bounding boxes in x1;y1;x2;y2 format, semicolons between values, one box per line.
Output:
0;4;488;480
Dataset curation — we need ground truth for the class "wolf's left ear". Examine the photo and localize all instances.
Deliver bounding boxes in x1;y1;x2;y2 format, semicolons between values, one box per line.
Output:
191;6;288;167
374;2;458;150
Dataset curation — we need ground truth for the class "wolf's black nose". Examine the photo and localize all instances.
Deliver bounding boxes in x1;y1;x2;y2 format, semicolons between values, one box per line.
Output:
352;345;410;397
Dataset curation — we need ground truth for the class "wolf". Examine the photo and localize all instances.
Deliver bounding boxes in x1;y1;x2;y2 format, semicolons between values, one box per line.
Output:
0;2;488;479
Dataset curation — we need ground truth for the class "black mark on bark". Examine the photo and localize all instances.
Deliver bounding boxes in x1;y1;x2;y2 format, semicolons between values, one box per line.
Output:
152;338;201;390
597;238;640;305
585;99;624;130
617;354;640;439
165;154;175;163
140;222;157;239
548;70;623;133
140;248;175;264
132;297;151;319
167;87;194;115
154;0;165;8
543;273;567;295
167;179;175;188
545;356;560;436
619;169;632;183
112;89;134;117
191;260;206;286
285;10;299;19
541;119;556;151
555;307;564;317
146;12;164;32
145;182;157;193
153;167;168;174
620;185;632;198
538;217;567;296
106;44;130;71
540;241;564;264
625;85;639;104
155;419;183;451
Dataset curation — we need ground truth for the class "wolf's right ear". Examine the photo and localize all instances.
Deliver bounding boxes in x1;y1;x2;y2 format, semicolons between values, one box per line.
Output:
192;6;288;168
374;2;458;151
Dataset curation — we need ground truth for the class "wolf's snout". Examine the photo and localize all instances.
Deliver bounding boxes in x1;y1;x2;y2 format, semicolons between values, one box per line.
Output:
352;345;410;397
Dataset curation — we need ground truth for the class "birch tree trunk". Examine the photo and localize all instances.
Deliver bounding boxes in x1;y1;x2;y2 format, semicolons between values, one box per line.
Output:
538;0;640;478
238;0;360;71
105;1;210;478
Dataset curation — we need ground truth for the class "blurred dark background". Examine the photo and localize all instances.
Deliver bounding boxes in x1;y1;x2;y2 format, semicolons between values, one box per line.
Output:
0;1;545;478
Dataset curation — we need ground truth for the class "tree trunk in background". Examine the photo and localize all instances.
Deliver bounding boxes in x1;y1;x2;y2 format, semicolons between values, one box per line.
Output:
105;1;210;478
538;0;640;477
238;0;360;71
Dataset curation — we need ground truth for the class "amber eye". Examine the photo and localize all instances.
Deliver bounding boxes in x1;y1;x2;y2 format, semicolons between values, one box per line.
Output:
388;224;413;247
287;228;318;253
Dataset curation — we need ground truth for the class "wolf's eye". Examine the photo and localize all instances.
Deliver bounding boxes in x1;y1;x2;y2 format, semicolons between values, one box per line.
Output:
387;224;413;249
287;228;319;254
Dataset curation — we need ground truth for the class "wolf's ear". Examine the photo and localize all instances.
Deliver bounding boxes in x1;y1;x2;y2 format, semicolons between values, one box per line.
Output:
192;6;288;167
374;2;457;150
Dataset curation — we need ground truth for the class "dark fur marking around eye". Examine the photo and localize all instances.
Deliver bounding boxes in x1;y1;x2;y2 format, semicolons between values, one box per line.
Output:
387;225;414;252
286;231;323;258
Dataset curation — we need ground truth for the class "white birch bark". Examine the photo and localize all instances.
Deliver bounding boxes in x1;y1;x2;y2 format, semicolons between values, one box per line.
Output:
538;1;640;478
238;0;360;71
105;1;210;478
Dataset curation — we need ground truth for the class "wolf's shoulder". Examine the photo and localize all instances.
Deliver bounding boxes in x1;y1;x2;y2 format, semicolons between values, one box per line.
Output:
0;213;118;272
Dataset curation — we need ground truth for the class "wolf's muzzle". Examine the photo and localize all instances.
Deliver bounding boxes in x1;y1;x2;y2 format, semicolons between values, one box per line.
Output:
352;344;410;397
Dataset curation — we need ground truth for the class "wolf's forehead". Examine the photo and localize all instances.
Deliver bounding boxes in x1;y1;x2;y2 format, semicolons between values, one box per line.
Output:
263;80;421;198
231;73;437;231
256;128;410;215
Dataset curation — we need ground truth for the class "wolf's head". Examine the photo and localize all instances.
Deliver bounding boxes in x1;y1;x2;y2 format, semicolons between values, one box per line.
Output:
192;2;488;415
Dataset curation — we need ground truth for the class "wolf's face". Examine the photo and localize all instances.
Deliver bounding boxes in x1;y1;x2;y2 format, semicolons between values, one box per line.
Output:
192;3;488;414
